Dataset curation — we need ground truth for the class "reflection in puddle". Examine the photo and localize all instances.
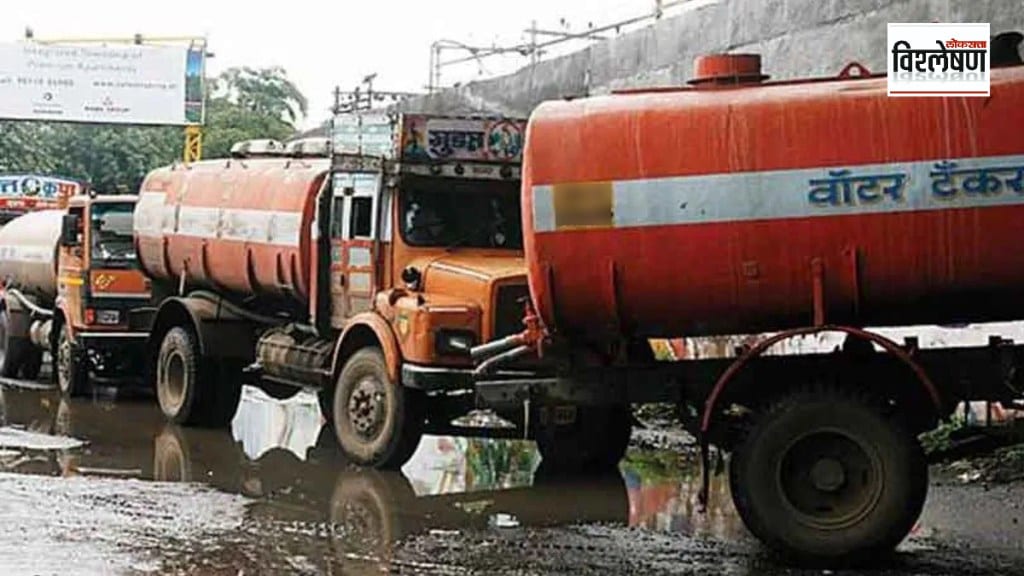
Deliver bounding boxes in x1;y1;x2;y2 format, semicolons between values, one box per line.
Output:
621;450;748;541
0;381;754;573
0;427;86;451
230;386;324;461
402;435;540;497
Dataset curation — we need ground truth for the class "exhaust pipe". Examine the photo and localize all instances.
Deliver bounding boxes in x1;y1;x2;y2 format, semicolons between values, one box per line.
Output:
470;334;524;362
474;345;533;377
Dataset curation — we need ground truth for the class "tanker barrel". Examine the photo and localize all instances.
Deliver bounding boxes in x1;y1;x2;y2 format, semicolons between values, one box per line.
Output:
470;334;524;362
0;210;64;304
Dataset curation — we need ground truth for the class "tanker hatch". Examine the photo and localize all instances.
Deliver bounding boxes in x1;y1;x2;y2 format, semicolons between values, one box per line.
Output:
230;139;286;158
687;53;768;88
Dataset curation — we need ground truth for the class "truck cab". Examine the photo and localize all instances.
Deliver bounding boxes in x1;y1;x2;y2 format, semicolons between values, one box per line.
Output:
55;193;152;394
139;114;531;470
313;114;530;465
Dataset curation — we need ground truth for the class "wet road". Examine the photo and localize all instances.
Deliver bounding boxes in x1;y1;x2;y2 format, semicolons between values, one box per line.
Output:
0;380;1022;575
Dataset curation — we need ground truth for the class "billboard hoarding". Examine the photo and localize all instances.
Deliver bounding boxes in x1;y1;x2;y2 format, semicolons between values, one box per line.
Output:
0;41;205;126
0;174;83;220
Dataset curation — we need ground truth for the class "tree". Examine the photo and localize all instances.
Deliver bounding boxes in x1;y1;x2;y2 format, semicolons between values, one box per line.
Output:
199;66;307;159
0;122;179;193
215;66;308;125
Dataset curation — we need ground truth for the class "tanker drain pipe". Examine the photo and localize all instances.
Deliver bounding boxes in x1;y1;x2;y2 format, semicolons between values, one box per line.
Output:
474;345;533;377
470;334;524;363
8;289;53;319
189;290;286;326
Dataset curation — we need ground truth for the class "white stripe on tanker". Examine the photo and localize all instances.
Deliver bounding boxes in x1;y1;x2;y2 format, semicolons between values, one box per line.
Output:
134;191;302;247
533;153;1024;232
0;245;53;263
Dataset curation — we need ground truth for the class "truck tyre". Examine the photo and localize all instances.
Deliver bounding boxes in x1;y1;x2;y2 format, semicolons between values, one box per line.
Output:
0;310;26;378
729;388;927;565
56;329;88;396
333;348;423;469
157;327;241;427
534;404;633;474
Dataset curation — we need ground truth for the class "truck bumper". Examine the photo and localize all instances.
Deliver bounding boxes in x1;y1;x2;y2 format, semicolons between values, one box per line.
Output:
475;366;688;409
77;331;149;341
401;363;476;391
75;332;148;382
401;363;548;395
476;377;613;409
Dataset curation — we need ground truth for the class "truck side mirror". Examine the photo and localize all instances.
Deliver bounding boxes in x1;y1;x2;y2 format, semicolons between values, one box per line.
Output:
61;214;81;247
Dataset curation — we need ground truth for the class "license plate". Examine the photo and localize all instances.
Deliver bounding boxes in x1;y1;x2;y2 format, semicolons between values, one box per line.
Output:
96;310;120;325
552;405;578;425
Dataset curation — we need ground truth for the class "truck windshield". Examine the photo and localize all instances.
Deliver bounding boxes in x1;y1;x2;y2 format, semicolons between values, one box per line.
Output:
90;202;137;267
399;178;522;249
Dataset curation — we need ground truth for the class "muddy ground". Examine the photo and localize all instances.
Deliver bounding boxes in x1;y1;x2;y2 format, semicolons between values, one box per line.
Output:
0;379;1022;576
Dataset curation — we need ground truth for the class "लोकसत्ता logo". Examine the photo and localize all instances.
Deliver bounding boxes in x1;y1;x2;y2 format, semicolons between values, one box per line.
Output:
888;22;991;97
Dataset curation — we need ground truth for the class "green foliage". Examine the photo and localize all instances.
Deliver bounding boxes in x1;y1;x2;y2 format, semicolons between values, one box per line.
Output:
0;66;307;193
216;66;308;123
621;448;687;483
919;417;966;454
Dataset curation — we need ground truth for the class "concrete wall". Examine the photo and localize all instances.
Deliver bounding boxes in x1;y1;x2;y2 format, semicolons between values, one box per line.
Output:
399;0;1024;116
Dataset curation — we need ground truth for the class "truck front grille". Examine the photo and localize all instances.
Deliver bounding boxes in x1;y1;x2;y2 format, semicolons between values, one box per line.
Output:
493;283;530;340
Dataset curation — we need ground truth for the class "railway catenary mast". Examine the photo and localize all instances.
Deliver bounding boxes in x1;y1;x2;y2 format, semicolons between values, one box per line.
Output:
472;36;1024;564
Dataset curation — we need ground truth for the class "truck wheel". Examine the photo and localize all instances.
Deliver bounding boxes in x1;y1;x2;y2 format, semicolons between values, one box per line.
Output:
156;327;240;427
535;404;633;474
333;348;423;469
729;388;927;565
0;310;26;378
56;329;88;396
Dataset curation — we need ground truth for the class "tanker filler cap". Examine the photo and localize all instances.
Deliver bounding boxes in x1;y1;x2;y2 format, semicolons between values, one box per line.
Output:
688;54;769;87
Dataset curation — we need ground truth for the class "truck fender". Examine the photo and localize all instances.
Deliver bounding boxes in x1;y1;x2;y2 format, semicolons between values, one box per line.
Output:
147;296;257;363
699;325;943;436
330;312;401;386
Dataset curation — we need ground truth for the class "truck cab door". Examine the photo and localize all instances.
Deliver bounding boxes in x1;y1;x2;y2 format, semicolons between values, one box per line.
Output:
329;172;382;327
57;205;87;328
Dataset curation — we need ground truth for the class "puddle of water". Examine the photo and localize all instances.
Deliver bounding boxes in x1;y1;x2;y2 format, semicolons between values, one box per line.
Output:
230;385;324;462
3;381;1024;574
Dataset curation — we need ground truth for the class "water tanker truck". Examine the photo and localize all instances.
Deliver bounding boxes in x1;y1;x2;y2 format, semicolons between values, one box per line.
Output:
0;193;151;393
134;114;533;469
470;38;1024;563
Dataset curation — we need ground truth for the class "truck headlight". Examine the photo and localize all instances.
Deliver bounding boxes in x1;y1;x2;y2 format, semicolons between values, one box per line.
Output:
435;329;476;356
